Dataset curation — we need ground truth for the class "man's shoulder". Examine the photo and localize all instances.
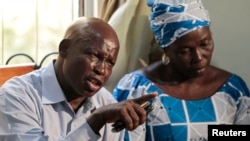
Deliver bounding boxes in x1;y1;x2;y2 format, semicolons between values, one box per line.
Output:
0;69;43;99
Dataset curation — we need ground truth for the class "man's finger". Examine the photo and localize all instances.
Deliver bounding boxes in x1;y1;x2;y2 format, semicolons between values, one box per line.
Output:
133;92;158;105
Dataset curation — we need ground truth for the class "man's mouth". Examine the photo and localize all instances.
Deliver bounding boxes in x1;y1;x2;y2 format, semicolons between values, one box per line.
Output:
87;77;102;90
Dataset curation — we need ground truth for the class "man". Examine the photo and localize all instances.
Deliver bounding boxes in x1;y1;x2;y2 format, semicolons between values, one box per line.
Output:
0;17;157;141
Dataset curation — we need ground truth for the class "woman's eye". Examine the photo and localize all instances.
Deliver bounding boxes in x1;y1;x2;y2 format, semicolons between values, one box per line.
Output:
200;40;212;49
178;48;190;54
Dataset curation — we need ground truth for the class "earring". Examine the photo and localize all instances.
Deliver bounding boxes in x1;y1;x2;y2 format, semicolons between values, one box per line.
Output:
162;54;170;65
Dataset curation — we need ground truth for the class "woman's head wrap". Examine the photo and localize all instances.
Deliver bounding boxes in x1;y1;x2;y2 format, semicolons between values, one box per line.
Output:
148;0;210;48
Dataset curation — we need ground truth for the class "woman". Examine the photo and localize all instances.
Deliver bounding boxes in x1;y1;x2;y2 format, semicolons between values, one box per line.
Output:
113;0;250;140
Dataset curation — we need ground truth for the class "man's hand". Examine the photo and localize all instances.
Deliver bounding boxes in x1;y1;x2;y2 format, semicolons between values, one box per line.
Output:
86;92;157;134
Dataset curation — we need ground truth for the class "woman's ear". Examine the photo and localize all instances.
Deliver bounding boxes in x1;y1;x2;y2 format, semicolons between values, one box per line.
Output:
59;39;71;58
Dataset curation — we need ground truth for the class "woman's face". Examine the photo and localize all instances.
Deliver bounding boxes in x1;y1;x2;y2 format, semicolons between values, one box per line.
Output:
166;27;214;78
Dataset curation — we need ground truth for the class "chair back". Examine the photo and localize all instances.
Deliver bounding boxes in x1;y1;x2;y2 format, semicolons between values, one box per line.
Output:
0;63;36;86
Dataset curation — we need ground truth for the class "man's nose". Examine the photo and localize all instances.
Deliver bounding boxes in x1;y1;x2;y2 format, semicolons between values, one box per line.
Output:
94;61;106;75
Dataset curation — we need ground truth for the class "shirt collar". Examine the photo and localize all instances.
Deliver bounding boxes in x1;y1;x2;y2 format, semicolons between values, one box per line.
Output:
41;60;66;104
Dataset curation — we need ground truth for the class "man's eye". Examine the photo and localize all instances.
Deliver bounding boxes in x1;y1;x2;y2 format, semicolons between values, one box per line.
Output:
106;61;115;67
90;54;99;60
91;54;114;67
200;43;208;48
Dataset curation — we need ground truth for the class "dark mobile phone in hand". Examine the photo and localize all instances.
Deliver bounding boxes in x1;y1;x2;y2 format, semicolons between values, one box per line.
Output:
111;101;154;133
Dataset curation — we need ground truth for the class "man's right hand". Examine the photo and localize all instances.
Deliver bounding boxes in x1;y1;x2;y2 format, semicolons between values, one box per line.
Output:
86;92;157;134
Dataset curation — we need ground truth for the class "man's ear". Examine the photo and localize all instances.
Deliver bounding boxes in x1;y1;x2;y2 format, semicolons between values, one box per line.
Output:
59;39;71;58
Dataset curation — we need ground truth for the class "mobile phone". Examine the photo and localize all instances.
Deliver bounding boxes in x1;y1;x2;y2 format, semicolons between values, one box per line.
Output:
111;101;154;133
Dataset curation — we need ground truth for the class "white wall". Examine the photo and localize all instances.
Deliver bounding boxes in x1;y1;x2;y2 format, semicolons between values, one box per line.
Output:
203;0;250;87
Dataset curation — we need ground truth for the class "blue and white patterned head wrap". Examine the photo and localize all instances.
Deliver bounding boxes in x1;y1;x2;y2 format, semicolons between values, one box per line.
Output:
148;0;210;48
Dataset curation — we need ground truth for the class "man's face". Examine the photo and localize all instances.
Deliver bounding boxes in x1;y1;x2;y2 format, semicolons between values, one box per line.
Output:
62;38;119;97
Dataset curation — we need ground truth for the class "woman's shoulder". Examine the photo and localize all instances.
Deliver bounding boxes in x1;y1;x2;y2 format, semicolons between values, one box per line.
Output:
210;66;248;87
117;70;150;85
214;68;250;99
224;74;250;93
113;70;158;101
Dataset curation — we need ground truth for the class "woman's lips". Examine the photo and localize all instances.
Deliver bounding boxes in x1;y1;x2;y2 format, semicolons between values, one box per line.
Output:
193;67;205;74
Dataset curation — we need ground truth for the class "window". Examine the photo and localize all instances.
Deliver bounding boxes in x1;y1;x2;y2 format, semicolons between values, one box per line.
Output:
0;0;78;66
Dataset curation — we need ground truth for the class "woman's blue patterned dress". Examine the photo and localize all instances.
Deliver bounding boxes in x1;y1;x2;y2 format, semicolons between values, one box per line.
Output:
113;71;250;141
